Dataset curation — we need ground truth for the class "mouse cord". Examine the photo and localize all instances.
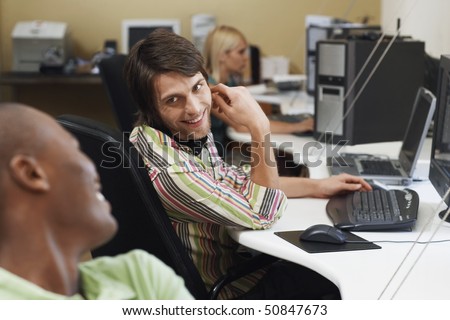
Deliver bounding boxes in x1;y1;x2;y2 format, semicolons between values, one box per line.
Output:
345;239;450;245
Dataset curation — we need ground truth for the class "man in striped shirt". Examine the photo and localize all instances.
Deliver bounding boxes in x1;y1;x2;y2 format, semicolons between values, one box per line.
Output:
126;29;371;299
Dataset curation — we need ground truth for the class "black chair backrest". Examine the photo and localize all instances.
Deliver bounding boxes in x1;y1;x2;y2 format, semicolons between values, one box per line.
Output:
98;54;138;133
57;114;208;299
249;45;261;85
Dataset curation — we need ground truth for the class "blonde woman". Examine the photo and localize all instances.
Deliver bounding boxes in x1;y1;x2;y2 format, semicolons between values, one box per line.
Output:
203;25;314;156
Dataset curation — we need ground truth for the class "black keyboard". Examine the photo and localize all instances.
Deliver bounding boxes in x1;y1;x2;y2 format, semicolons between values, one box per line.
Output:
359;159;401;176
326;189;419;231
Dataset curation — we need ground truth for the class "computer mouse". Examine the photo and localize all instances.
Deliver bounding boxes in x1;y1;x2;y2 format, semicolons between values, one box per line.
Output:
300;224;347;244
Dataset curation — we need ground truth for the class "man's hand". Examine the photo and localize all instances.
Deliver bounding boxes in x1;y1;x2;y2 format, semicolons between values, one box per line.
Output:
211;83;279;189
211;84;269;134
314;173;373;198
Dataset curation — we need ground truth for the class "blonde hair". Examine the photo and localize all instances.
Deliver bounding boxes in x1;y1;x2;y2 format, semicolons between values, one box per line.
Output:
203;25;247;83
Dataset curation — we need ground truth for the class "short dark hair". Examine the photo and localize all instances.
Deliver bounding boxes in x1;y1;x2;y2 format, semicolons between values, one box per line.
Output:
125;28;208;127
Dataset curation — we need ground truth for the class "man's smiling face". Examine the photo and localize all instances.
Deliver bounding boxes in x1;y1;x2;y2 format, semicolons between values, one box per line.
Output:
155;72;212;141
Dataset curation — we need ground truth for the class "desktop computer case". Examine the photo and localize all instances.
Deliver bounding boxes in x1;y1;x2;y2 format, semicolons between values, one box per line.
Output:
314;38;424;145
306;24;381;95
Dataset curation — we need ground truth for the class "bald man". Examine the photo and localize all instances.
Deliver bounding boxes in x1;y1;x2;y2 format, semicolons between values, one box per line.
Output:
0;103;193;299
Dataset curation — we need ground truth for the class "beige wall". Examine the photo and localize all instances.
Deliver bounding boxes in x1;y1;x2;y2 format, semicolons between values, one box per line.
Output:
382;0;450;58
0;0;380;125
1;0;380;71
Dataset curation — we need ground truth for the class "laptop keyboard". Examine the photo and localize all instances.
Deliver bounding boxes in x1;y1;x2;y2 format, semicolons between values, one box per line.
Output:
326;189;419;231
359;159;402;176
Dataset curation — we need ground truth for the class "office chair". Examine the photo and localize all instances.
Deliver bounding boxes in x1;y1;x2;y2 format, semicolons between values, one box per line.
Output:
57;114;278;299
249;45;261;84
98;54;138;133
242;45;261;85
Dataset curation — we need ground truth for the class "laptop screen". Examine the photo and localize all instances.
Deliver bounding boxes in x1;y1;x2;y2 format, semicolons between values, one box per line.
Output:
398;87;436;173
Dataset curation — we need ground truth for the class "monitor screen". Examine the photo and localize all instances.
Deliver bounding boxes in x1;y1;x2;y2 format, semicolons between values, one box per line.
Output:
429;54;450;221
121;19;181;54
398;87;435;173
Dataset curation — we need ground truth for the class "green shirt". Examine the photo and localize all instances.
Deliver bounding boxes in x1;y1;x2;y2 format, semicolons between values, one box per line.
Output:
0;249;194;300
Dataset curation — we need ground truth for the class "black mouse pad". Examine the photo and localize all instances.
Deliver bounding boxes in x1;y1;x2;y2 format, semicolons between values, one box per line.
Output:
275;230;381;253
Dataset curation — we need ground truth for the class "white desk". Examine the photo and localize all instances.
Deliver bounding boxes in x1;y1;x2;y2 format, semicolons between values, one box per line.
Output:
227;138;450;299
247;84;314;115
227;130;432;177
226;128;317;165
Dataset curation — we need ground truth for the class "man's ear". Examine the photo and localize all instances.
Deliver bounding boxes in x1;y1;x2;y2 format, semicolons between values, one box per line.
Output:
9;155;50;192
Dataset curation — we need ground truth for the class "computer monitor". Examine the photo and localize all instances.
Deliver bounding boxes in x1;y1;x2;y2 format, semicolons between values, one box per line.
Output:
429;54;450;222
121;19;181;54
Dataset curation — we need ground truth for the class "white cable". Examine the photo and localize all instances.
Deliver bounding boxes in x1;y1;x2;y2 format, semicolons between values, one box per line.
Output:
376;187;449;299
390;188;450;299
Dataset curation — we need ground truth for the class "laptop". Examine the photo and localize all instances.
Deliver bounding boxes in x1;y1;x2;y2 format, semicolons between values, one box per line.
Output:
328;87;436;186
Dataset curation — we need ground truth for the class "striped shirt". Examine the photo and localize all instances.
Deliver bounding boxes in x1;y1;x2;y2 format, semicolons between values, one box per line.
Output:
130;125;287;299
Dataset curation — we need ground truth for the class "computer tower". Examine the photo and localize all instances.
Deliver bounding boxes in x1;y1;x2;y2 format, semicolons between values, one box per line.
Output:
306;24;381;95
314;38;424;145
